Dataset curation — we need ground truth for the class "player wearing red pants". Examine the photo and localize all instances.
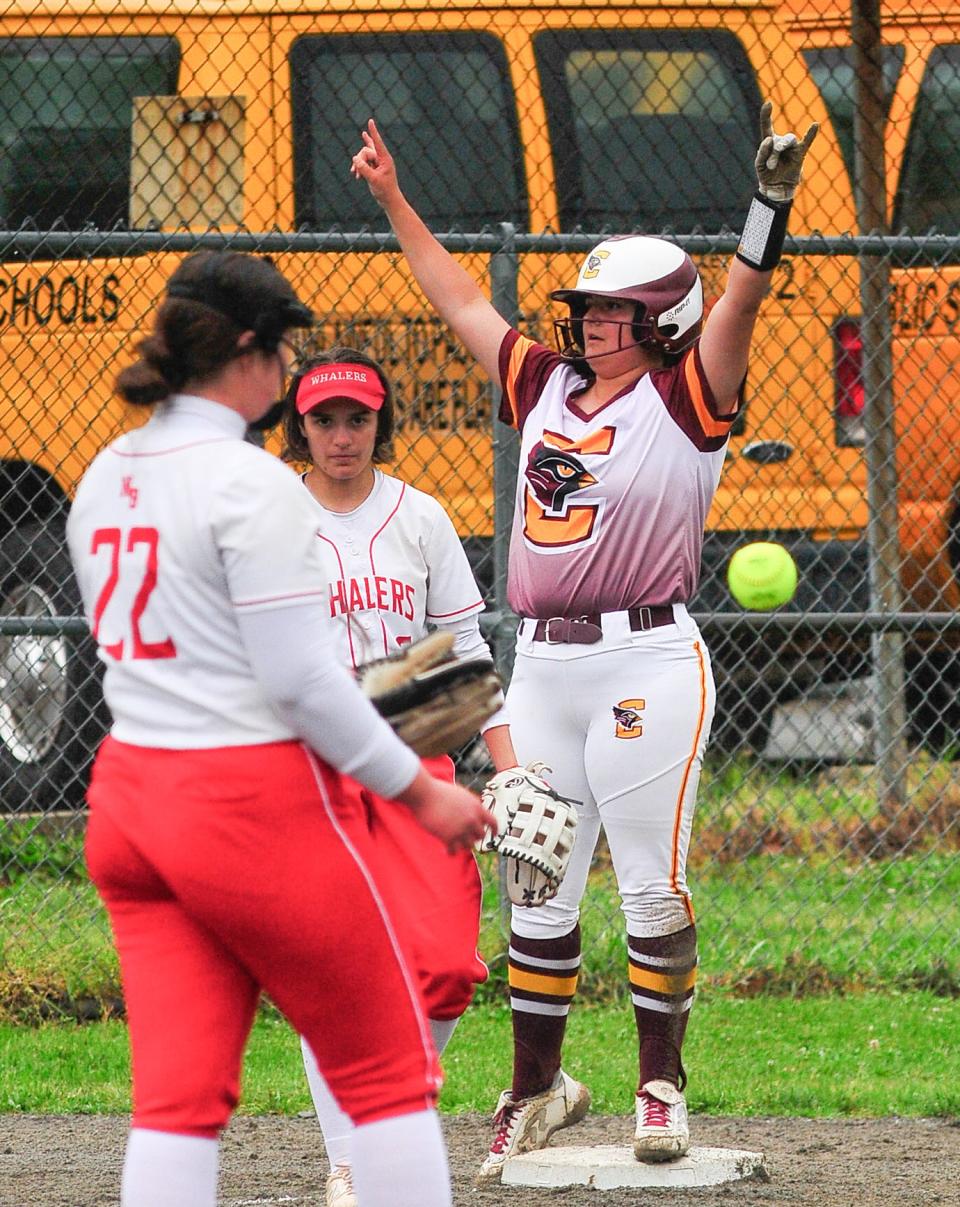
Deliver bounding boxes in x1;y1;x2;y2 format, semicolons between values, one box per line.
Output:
66;251;490;1207
280;348;516;1206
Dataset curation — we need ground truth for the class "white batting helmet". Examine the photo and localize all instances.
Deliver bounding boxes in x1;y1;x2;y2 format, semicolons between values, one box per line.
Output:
551;235;703;357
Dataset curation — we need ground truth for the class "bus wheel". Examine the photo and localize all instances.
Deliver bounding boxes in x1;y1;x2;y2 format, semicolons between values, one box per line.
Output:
0;523;105;812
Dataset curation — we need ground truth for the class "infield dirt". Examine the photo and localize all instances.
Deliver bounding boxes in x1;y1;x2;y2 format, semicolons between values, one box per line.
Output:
0;1113;958;1205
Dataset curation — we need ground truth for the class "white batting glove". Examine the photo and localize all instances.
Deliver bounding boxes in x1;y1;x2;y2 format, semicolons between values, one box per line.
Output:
755;101;819;202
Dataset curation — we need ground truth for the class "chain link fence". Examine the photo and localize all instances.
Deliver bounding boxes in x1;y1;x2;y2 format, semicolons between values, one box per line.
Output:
1;0;958;1017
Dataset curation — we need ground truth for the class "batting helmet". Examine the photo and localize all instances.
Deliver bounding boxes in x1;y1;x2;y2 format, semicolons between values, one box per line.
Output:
165;250;314;354
551;235;703;359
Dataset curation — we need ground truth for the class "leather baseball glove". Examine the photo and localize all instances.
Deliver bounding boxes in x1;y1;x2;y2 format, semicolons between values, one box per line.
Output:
478;762;579;907
359;631;502;758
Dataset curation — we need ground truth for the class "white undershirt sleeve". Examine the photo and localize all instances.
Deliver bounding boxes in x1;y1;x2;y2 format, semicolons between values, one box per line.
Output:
432;612;508;733
236;601;420;800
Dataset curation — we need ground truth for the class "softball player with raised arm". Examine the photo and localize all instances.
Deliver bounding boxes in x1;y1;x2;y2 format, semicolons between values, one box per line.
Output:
66;251;490;1207
279;345;515;1207
350;103;817;1179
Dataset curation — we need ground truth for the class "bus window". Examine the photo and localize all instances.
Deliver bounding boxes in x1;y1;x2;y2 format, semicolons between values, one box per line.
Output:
0;36;180;236
802;44;903;194
534;29;761;233
290;32;528;233
895;44;960;235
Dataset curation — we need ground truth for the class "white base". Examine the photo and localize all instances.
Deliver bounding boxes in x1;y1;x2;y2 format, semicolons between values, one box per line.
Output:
501;1144;766;1189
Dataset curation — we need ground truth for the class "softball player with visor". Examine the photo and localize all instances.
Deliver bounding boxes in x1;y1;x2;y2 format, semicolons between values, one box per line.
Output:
66;250;490;1207
280;346;517;1207
350;103;817;1179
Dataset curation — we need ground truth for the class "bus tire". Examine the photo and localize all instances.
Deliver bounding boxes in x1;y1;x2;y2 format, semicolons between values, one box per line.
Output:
0;522;106;812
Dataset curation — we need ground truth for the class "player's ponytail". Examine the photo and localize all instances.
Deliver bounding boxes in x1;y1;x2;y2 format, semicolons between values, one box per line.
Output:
115;333;177;405
115;299;240;405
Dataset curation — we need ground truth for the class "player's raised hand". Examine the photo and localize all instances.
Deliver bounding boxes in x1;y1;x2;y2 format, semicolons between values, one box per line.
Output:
755;101;819;202
351;118;401;208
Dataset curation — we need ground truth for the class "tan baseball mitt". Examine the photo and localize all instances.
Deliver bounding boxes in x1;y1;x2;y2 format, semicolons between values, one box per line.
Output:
359;631;503;758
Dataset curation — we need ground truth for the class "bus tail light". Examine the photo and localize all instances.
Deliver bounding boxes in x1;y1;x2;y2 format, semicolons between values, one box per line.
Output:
833;317;865;446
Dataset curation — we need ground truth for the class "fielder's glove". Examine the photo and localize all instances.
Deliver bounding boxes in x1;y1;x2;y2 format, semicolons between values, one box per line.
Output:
478;762;579;907
359;630;502;759
755;100;819;202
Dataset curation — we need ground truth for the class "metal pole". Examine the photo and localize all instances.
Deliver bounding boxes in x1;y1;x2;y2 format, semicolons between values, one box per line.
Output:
489;223;521;684
851;0;908;815
489;224;522;924
10;610;960;639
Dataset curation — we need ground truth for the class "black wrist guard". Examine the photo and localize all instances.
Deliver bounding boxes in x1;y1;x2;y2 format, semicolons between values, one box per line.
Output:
736;192;792;272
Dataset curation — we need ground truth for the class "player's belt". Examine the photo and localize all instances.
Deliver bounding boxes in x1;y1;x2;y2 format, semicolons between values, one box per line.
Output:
527;606;675;645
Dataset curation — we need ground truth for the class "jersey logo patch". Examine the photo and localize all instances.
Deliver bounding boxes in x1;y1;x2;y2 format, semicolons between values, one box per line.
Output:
120;475;139;508
527;443;597;511
613;698;646;739
522;427;615;550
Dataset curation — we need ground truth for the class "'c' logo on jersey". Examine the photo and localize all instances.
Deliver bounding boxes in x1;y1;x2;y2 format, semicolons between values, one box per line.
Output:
613;698;646;739
522;427;615;550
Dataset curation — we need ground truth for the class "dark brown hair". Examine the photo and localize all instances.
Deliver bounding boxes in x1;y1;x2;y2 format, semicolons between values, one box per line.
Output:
115;250;312;406
281;346;396;466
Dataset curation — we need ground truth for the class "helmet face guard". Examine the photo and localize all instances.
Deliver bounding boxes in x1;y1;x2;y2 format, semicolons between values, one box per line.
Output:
551;235;703;360
553;313;640;362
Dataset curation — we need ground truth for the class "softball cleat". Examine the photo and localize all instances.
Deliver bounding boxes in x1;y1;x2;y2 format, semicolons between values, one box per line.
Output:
475;1068;591;1185
634;1079;689;1162
325;1162;357;1207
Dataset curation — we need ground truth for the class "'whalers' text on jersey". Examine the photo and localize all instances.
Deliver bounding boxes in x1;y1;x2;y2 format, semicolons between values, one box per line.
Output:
305;470;484;668
498;332;738;618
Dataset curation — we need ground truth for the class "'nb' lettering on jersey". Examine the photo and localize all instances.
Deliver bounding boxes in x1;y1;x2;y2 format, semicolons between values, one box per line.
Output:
522;426;615;549
328;575;416;621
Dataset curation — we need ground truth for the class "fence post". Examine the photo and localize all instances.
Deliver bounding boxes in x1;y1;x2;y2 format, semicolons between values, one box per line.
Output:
852;0;908;813
489;223;521;925
490;223;520;684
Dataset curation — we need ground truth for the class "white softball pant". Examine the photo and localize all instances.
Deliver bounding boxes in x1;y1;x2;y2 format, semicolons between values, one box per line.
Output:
505;604;716;940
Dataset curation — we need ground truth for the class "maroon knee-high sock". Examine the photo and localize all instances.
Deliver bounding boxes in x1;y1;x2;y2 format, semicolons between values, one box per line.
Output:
508;925;581;1098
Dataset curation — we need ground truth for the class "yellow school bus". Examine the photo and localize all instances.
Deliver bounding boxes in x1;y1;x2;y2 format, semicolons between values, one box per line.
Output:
1;0;958;804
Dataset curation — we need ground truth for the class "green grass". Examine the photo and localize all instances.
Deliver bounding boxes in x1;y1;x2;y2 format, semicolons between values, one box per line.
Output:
1;994;957;1117
1;756;957;1027
474;850;960;1000
2;841;958;1020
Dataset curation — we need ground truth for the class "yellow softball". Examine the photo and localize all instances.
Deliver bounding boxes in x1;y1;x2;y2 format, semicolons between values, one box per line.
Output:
727;541;798;610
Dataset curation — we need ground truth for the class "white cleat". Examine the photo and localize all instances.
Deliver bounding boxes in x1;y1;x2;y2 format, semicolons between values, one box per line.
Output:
475;1068;591;1186
634;1079;689;1162
325;1162;357;1207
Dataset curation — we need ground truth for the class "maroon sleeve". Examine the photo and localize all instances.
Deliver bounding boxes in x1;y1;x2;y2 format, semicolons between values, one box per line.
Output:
650;345;742;452
497;330;564;432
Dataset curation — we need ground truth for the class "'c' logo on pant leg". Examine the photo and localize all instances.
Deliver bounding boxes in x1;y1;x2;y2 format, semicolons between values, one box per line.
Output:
614;698;646;739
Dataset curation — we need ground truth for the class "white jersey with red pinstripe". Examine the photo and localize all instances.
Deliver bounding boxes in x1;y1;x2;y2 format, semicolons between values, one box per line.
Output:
498;331;737;619
304;469;485;669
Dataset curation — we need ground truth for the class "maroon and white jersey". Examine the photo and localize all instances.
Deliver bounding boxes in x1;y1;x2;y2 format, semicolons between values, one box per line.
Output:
498;331;738;618
66;395;334;748
305;470;485;669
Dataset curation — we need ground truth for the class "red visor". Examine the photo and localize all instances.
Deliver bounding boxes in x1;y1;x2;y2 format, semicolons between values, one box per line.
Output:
295;363;386;414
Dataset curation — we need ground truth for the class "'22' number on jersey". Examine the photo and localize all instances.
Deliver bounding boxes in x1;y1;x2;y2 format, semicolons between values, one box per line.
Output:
90;527;177;660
